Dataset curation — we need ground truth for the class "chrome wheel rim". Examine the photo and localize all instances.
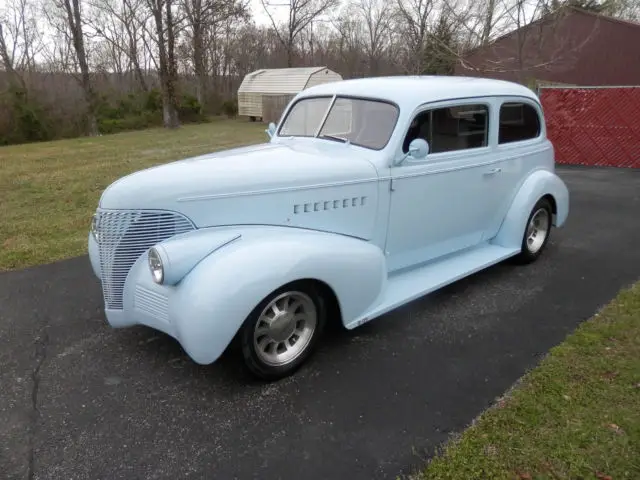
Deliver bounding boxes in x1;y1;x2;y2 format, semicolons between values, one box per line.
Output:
526;208;550;253
253;291;317;367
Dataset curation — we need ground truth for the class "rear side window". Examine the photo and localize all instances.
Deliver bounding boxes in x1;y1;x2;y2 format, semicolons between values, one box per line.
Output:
499;102;541;144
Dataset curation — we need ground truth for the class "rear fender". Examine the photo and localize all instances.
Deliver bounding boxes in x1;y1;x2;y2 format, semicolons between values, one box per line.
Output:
170;226;387;364
492;168;569;249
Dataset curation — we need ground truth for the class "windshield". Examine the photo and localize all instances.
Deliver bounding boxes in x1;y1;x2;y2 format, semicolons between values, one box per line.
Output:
278;96;399;150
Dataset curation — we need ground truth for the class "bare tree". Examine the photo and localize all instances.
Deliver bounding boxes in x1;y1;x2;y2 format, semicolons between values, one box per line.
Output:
332;13;364;76
260;0;340;67
87;0;151;91
549;0;640;21
180;0;248;105
393;0;437;73
615;0;640;21
147;0;180;128
0;0;45;86
0;22;23;88
227;22;281;79
341;0;392;74
46;0;99;135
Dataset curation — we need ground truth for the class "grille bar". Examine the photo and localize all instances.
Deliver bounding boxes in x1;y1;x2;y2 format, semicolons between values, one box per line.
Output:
96;210;195;310
134;285;169;322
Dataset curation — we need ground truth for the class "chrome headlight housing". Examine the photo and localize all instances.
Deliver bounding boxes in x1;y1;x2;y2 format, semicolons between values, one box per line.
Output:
148;247;164;284
90;213;100;243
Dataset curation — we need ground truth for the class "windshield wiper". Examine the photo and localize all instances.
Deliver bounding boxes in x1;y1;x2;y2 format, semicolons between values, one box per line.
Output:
319;134;349;143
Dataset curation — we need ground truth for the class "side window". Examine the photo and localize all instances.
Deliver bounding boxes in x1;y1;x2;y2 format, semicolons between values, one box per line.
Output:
402;104;489;154
499;102;541;144
402;110;431;153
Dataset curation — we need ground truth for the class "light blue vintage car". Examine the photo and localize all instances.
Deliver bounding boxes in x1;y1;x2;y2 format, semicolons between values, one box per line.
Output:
88;76;569;380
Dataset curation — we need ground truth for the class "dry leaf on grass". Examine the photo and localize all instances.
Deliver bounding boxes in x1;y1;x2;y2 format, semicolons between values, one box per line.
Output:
484;445;498;457
515;471;532;480
596;472;613;480
606;423;625;435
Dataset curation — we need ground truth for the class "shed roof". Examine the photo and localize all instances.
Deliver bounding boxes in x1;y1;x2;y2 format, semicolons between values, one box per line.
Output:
238;67;332;94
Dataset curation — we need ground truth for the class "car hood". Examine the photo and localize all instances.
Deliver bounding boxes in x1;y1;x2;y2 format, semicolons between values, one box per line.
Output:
99;141;379;209
98;140;381;240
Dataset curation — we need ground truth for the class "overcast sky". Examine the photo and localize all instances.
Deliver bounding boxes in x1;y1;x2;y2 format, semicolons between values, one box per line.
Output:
250;0;290;25
0;0;315;25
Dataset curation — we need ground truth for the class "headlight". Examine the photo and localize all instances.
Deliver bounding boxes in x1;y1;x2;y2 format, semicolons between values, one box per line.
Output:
148;247;164;284
90;213;100;242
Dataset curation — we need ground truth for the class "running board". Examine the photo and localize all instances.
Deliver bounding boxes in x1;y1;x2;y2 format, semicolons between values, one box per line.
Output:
346;243;520;329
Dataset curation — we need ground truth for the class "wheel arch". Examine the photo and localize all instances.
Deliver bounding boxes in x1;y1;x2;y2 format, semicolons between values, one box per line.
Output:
168;226;385;364
243;277;344;330
538;190;556;211
295;278;343;330
492;169;569;249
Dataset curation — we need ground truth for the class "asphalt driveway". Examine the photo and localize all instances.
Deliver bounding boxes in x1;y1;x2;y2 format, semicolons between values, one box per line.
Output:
1;166;639;480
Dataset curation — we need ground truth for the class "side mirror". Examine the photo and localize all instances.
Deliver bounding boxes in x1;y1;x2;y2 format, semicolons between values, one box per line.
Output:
266;122;277;139
408;138;429;160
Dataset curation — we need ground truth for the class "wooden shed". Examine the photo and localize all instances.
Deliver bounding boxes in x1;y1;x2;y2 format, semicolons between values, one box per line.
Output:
237;67;343;122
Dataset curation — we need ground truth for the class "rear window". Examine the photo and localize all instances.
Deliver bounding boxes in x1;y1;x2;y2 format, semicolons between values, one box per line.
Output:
499;102;541;144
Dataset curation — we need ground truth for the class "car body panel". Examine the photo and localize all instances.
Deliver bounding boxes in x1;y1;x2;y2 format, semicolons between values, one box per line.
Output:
99;142;381;241
88;75;570;366
492;168;570;249
106;226;386;364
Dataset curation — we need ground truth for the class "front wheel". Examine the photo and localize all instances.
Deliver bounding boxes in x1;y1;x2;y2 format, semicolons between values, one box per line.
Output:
513;197;553;264
239;282;326;380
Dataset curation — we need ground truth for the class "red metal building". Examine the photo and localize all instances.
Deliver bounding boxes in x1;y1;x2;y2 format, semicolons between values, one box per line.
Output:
455;7;640;86
455;7;640;169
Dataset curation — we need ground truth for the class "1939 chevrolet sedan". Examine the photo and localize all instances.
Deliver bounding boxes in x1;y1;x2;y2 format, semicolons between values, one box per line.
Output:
88;76;569;380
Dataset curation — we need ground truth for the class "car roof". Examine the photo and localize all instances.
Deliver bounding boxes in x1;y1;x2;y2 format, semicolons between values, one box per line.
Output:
297;75;540;109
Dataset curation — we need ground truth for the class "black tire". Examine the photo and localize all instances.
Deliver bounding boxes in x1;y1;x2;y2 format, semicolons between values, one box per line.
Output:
513;197;553;265
239;281;326;381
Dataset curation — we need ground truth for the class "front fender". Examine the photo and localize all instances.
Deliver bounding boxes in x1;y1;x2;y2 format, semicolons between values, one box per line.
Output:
492;168;569;249
153;228;241;285
170;226;387;364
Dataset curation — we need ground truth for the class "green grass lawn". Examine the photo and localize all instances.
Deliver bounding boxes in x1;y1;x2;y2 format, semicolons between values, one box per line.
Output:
0;118;266;271
417;280;640;480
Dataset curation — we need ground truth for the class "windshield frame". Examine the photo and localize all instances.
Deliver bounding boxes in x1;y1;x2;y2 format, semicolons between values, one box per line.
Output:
276;94;401;151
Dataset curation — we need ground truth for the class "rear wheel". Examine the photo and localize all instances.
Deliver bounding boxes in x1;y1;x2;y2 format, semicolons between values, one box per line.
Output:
239;282;326;380
513;197;553;264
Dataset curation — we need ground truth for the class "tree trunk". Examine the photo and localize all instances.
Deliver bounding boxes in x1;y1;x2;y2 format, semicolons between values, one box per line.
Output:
481;0;496;45
192;23;207;106
152;0;180;129
165;0;180;128
0;23;26;90
128;32;148;92
132;55;149;92
64;0;99;136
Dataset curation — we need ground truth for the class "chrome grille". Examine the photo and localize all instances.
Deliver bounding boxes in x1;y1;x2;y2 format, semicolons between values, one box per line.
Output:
96;210;195;310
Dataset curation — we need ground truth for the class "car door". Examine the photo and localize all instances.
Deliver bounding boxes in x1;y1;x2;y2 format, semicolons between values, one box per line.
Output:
480;97;547;240
384;98;506;273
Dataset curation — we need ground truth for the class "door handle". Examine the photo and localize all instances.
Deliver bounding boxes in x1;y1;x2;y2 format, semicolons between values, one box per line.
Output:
484;167;502;176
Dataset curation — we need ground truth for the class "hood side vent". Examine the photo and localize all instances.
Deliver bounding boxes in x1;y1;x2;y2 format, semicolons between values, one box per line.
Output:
294;196;367;215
